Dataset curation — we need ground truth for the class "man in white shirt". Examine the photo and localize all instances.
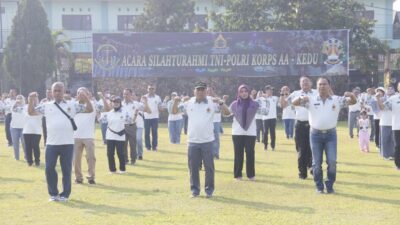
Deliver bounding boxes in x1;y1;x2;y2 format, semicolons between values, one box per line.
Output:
73;88;98;184
143;84;162;151
282;76;317;179
172;82;230;198
207;87;222;159
293;77;356;194
4;88;17;146
262;85;279;151
348;87;361;138
28;82;93;202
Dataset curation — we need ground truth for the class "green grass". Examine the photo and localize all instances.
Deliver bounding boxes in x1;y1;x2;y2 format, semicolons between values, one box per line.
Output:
0;122;399;225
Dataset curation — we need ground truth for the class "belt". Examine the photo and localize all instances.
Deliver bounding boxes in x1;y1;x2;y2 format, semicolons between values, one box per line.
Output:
296;120;309;123
125;123;136;126
311;128;336;133
350;110;360;113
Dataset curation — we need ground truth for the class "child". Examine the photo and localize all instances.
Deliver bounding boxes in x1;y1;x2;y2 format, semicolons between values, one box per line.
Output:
358;110;370;152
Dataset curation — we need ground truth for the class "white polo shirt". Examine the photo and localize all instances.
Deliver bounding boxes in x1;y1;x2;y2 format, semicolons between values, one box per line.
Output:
262;96;279;120
23;106;43;135
74;107;97;139
143;94;162;119
122;100;144;124
104;109;133;141
384;94;400;130
167;100;183;121
35;101;86;145
302;95;348;130
185;97;217;143
11;104;26;129
281;105;296;120
287;89;317;121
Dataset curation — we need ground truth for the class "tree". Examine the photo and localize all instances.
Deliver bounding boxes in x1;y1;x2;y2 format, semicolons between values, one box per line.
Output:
52;30;72;83
3;0;54;96
210;0;388;75
134;0;195;32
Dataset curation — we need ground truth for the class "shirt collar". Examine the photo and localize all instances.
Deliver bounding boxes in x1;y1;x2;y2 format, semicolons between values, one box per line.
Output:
316;95;332;101
301;89;313;94
195;98;208;104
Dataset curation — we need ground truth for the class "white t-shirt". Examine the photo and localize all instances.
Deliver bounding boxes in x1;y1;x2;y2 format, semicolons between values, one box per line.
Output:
185;97;217;143
74;110;96;139
4;98;16;114
287;89;318;121
105;109;133;141
262;96;279;120
348;96;362;112
167;100;183;121
35;101;86;145
23;106;43;134
281;105;296;120
384;94;400;130
303;95;348;130
10;104;26;129
143;94;162;119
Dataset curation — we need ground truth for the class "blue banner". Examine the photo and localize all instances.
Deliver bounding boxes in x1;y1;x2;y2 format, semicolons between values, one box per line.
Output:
93;30;349;77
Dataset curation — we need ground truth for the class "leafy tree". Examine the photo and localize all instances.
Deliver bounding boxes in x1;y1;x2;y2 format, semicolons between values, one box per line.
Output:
134;0;195;32
52;30;72;83
3;0;55;96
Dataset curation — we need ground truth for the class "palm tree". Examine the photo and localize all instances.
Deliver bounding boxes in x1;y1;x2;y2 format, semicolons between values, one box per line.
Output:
52;30;72;83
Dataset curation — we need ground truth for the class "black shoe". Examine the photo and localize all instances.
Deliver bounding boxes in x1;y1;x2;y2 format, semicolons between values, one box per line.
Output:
152;147;157;151
35;162;40;167
28;162;33;166
146;148;151;151
130;161;136;165
75;179;83;184
299;174;307;180
88;180;96;185
138;156;143;160
326;188;335;194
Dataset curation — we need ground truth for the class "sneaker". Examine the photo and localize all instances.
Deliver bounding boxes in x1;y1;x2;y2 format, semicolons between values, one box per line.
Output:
88;180;96;185
299;175;307;180
48;196;58;202
138;156;143;160
248;177;256;181
58;196;68;202
109;171;117;175
326;188;335;194
75;179;83;184
146;148;151;151
235;177;243;181
28;162;33;167
152;147;157;151
316;189;324;194
130;161;136;165
190;194;199;198
206;194;213;198
118;170;127;174
35;162;40;167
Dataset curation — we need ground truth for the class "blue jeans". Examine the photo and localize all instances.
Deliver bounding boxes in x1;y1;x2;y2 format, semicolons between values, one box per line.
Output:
11;128;25;160
212;122;221;157
283;119;295;138
168;119;183;144
136;128;143;157
45;144;74;198
144;118;158;150
310;128;337;191
101;122;108;144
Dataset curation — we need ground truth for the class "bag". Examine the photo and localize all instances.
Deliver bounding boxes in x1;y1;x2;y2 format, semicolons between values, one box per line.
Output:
54;102;78;131
108;127;126;136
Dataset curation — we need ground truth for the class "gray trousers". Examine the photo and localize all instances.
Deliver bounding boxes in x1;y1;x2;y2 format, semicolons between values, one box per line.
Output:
380;126;395;158
348;111;360;137
124;124;137;163
188;141;214;196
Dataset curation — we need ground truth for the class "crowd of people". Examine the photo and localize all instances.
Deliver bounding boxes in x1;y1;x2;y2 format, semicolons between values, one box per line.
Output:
1;77;399;201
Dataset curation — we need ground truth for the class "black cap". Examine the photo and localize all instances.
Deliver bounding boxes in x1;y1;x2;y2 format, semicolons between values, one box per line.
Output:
195;81;207;89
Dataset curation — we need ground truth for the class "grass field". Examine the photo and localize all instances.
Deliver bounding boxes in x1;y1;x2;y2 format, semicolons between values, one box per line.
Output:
0;122;399;225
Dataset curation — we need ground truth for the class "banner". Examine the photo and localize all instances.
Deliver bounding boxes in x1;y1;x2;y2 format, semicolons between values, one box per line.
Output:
93;30;349;77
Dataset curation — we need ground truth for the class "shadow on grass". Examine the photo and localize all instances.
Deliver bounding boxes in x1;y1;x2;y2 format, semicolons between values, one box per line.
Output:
124;172;176;180
336;180;400;191
158;149;186;156
63;199;165;217
210;196;315;214
339;161;392;169
144;159;187;166
255;178;313;189
137;164;187;172
0;177;33;183
338;193;400;206
339;169;399;178
0;192;25;199
90;183;170;195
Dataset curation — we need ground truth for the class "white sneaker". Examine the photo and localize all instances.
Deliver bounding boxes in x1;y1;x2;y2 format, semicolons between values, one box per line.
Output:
48;196;58;202
58;196;68;202
118;170;127;174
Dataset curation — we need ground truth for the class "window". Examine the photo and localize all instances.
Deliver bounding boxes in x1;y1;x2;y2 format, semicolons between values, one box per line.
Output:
62;15;92;30
118;15;137;31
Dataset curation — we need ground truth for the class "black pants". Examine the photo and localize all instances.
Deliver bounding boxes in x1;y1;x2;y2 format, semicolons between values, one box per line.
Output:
5;113;12;145
232;135;256;178
42;117;47;146
23;134;41;164
394;130;400;168
263;119;276;149
106;140;125;172
183;114;188;135
295;121;312;177
256;119;264;142
374;119;380;148
124;124;137;163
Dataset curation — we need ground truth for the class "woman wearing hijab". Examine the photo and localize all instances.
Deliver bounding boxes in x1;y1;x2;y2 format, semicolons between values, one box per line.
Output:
229;85;260;181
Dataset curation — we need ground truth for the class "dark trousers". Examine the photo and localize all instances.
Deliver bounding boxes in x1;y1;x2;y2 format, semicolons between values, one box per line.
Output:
369;115;375;141
232;135;256;178
42;117;47;146
124;124;137;163
183;114;188;135
23;134;41;164
256;119;264;142
394;130;400;168
107;140;126;172
188;142;214;196
295;121;312;177
263;118;276;149
144;118;159;150
374;119;380;148
45;144;73;198
5;113;12;145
